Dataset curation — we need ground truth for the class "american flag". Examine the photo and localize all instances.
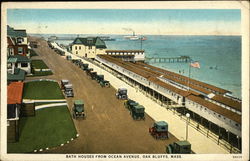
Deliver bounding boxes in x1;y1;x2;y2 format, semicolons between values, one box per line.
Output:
190;61;200;68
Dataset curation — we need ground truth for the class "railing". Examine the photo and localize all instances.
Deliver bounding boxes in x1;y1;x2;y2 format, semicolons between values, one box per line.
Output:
93;57;241;154
145;56;191;63
52;44;241;154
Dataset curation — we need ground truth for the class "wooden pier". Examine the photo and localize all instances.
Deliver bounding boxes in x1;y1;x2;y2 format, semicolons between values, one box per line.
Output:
145;56;191;63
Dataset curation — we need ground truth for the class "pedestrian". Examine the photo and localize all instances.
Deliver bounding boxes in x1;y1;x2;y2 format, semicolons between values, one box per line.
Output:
196;124;200;130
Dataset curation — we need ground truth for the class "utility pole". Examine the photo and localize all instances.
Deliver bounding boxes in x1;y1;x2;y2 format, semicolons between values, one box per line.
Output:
188;60;191;91
140;36;143;50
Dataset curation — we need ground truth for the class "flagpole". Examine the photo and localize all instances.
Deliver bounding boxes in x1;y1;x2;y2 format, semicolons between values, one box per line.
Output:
188;59;191;91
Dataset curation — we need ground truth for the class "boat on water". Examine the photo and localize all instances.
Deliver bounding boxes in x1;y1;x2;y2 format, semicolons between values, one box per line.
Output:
124;31;139;40
140;36;147;41
48;35;57;41
124;32;147;41
99;36;116;41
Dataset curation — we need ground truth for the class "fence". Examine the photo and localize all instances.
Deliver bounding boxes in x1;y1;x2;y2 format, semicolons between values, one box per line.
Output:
24;79;57;83
52;42;241;154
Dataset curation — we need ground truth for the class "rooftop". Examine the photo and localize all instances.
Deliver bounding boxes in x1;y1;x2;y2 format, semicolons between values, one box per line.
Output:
137;62;230;95
155;121;168;127
187;94;241;124
99;55;241;124
72;37;106;49
7;68;26;81
7;82;24;104
211;95;241;112
8;55;30;63
7;25;27;37
135;105;145;109
106;50;145;53
74;100;84;105
175;141;191;146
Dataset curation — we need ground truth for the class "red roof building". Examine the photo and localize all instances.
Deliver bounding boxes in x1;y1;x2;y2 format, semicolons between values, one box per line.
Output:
7;82;24;104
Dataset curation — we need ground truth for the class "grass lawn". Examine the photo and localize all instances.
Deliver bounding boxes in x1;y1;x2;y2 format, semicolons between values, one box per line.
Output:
23;81;64;100
30;60;53;76
30;70;53;77
31;60;49;69
7;106;77;153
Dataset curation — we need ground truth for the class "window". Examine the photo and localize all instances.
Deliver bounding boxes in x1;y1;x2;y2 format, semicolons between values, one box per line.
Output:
18;47;23;54
21;63;28;67
76;51;78;54
218;115;221;118
7;63;12;69
75;46;77;50
79;46;81;50
8;48;14;56
235;124;238;127
17;37;23;43
10;48;14;55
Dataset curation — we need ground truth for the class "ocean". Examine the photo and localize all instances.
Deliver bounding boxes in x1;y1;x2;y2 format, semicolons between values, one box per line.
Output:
31;34;241;98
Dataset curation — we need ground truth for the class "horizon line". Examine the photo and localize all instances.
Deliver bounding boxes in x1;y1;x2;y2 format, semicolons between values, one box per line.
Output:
27;33;241;36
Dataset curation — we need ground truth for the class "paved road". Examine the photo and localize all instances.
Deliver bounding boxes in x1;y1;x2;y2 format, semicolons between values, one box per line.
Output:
28;37;178;153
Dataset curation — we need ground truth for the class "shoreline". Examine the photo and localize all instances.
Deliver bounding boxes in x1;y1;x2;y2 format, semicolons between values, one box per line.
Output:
47;38;231;153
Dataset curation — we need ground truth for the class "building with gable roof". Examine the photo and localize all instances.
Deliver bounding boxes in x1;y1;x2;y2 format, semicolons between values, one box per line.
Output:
7;55;31;74
71;37;107;58
7;82;24;142
7;25;28;56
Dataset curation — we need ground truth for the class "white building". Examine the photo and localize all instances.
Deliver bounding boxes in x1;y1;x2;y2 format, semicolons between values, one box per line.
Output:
71;37;107;59
105;50;145;62
96;55;241;137
7;55;31;74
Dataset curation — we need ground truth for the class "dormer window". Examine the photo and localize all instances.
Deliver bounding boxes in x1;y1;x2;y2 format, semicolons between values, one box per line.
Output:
87;40;93;44
17;37;23;43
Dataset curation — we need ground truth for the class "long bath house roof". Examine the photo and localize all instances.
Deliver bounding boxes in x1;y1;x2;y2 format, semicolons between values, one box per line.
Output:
98;55;241;124
135;62;241;112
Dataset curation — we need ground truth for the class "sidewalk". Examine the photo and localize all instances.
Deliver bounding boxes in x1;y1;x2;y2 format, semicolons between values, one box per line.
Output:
35;103;68;110
51;43;229;153
79;55;228;154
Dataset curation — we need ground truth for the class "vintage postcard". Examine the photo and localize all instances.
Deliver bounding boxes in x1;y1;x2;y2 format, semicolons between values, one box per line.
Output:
1;1;249;161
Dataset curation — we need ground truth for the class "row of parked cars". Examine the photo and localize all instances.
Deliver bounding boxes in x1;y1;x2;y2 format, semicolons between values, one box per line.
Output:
117;89;192;154
70;59;110;88
48;42;191;154
124;99;145;120
47;41;66;56
61;79;86;119
47;44;86;120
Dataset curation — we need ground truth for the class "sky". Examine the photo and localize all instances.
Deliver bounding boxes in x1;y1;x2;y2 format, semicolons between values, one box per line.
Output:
7;9;241;35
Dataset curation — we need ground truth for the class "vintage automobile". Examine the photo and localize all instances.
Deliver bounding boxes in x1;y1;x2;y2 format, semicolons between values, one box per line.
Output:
149;121;169;139
130;104;145;120
72;100;85;119
116;88;128;100
166;141;191;154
